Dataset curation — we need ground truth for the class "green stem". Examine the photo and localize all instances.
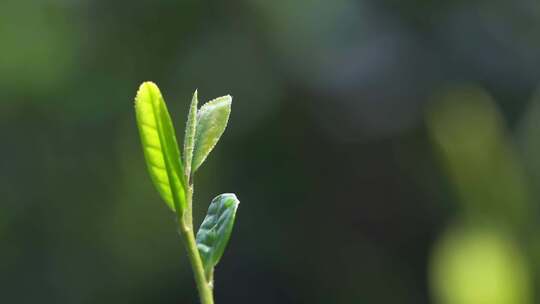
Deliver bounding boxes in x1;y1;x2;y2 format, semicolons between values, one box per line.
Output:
178;184;214;304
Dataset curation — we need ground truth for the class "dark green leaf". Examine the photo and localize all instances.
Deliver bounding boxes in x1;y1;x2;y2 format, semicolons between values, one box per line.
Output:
196;193;239;275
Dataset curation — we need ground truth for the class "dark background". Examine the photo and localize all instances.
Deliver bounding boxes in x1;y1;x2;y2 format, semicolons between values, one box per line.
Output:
2;0;540;303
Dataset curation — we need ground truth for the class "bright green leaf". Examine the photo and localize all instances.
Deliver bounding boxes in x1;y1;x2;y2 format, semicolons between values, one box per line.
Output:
196;193;239;275
134;81;186;213
192;96;232;172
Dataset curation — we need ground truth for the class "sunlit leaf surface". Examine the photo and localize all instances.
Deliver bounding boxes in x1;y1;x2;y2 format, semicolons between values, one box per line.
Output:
134;82;186;212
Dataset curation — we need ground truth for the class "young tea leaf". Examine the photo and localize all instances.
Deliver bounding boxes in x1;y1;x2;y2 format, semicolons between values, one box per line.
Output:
196;193;239;275
134;82;186;213
183;90;199;178
192;96;232;172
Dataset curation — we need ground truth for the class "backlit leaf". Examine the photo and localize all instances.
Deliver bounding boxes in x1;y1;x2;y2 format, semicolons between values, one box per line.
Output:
134;81;186;213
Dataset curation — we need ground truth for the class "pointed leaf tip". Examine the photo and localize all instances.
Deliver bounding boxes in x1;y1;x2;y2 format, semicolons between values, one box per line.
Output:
183;89;199;177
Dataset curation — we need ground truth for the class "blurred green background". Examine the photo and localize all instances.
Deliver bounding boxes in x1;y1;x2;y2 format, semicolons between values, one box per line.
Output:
3;0;540;303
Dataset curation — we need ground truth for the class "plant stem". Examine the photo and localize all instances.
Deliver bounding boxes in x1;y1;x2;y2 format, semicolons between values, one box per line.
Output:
179;184;214;304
